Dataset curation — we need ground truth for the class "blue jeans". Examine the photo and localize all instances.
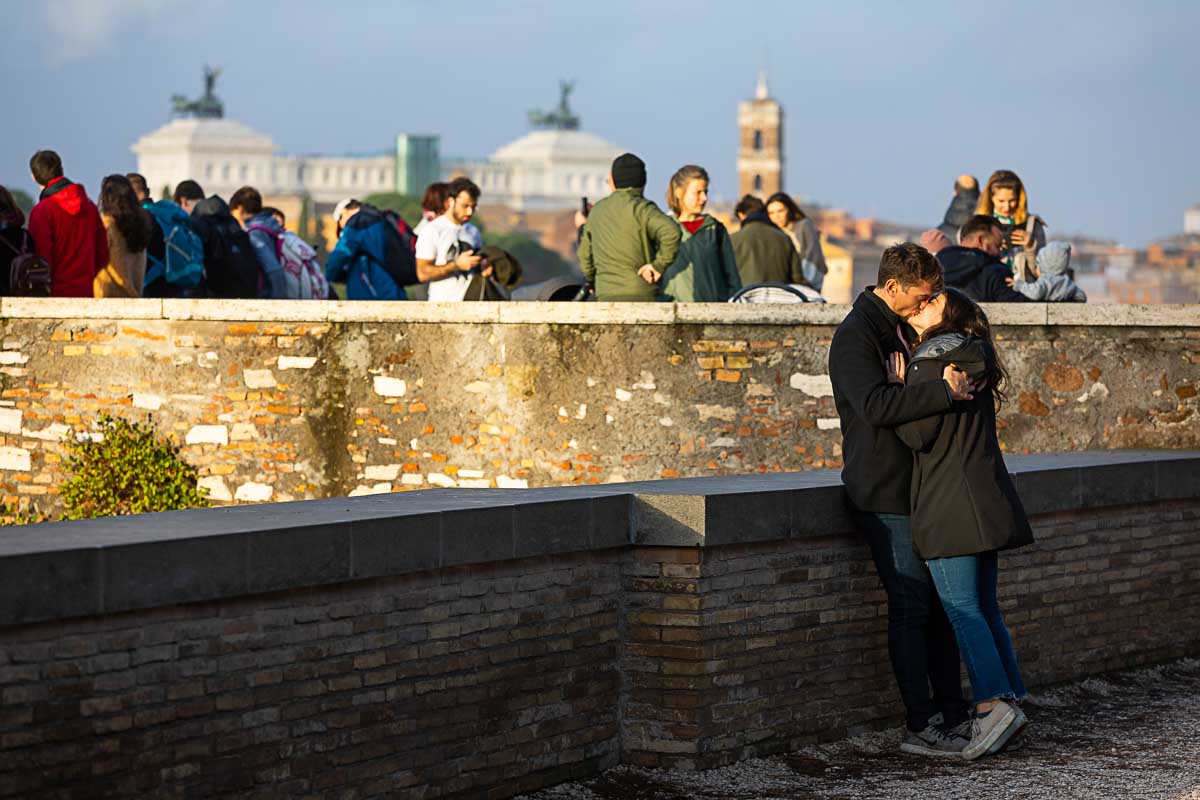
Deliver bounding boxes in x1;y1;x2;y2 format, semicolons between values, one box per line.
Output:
855;512;968;732
926;552;1027;704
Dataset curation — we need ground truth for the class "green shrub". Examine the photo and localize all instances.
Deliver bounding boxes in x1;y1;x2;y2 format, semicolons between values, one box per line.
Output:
59;415;209;520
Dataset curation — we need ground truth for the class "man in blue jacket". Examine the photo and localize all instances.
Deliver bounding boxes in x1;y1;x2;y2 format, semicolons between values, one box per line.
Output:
326;200;407;300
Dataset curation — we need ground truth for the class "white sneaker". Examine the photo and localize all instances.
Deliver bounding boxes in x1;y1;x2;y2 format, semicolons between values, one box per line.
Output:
962;701;1020;761
987;704;1027;755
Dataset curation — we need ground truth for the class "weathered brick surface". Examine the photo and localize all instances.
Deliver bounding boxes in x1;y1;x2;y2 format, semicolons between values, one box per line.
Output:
0;553;623;799
620;499;1200;769
2;496;1197;795
1;315;1196;515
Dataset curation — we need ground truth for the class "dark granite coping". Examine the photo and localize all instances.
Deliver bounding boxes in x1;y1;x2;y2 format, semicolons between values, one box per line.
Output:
1;450;1196;629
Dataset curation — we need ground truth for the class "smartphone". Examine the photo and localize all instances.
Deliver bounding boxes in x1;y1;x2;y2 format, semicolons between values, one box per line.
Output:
581;197;589;217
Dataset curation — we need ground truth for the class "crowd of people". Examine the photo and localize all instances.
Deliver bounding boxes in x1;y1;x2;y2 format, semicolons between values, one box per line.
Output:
0;146;1064;760
0;149;1086;307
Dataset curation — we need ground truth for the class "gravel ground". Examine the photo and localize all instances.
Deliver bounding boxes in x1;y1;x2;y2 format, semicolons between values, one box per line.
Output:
519;658;1200;800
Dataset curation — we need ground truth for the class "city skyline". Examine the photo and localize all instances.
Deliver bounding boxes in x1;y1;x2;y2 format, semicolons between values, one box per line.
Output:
3;0;1198;246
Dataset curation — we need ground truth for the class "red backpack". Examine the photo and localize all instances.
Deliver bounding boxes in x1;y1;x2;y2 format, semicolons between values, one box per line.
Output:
2;230;51;296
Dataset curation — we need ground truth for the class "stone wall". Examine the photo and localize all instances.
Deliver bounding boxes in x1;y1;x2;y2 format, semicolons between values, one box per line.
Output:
1;299;1197;516
1;452;1198;797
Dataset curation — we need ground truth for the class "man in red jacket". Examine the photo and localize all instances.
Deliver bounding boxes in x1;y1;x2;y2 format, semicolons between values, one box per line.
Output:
27;150;108;297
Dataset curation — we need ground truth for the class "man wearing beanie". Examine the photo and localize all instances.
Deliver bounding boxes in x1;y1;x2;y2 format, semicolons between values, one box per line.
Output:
578;153;681;301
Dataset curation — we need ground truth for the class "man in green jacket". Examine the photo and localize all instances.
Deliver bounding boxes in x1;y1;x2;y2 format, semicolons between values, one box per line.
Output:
731;195;807;287
578;153;681;302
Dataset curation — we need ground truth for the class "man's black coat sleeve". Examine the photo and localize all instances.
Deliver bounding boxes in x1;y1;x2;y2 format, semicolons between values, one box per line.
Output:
829;325;953;429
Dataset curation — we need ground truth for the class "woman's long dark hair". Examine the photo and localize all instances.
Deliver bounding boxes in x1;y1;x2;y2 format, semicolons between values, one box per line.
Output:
920;287;1010;409
765;192;807;223
99;174;152;253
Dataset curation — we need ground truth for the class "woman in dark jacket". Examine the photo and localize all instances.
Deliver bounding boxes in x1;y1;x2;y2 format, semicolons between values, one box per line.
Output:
891;287;1033;762
659;165;740;302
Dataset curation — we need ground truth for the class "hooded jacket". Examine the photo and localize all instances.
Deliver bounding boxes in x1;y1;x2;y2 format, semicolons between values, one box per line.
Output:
190;196;260;299
325;206;406;301
660;215;741;302
28;178;108;297
1014;242;1086;302
828;290;954;515
732;213;805;287
578;188;681;302
936;246;1030;303
896;334;1034;559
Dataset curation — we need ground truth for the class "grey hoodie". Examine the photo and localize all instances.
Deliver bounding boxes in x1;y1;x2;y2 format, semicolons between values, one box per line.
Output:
1014;241;1087;302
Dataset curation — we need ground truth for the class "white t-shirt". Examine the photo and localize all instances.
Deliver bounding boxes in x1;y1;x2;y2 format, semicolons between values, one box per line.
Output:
416;216;483;302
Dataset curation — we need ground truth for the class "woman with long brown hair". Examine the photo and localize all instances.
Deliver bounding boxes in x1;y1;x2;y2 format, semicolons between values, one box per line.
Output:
766;191;828;291
976;170;1046;279
890;287;1034;761
95;174;153;297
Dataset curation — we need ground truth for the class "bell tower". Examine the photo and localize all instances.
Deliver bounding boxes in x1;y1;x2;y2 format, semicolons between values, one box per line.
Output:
737;72;783;198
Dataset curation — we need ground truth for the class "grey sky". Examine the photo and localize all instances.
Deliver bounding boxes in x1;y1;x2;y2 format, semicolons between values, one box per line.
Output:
3;0;1197;246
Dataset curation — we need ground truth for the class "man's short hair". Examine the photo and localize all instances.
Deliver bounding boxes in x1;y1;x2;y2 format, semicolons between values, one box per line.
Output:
261;206;285;224
447;177;480;202
877;242;943;291
126;173;150;202
173;180;205;205
229;186;263;216
959;214;1003;244
30;151;64;185
735;194;765;217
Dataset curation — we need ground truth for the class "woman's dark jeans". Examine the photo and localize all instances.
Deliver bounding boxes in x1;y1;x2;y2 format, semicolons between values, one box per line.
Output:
854;511;969;732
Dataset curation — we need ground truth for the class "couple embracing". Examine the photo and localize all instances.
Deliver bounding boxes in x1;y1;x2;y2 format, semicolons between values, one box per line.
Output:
829;243;1034;761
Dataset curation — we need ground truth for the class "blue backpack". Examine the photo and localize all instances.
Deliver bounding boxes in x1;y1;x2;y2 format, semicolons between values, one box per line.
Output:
144;200;204;291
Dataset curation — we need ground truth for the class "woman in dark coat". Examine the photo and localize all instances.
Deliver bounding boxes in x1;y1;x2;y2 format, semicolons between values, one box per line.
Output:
890;287;1034;762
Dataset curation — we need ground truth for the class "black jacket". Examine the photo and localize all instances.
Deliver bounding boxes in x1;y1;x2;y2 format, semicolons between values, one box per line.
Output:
937;246;1030;303
0;224;34;295
829;290;954;515
190;196;260;299
936;187;980;240
897;334;1034;559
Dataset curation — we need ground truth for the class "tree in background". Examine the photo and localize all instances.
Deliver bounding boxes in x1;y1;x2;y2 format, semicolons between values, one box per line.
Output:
363;192;423;227
10;189;33;217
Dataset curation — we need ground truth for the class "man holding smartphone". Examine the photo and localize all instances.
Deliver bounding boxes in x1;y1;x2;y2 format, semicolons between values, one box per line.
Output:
416;176;491;302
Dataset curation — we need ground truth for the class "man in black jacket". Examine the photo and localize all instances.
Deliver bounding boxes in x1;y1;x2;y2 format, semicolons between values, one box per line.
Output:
925;215;1031;303
829;242;975;758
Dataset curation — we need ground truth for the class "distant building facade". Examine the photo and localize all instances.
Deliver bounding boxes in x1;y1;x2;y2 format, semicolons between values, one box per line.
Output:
737;73;783;198
1185;204;1200;236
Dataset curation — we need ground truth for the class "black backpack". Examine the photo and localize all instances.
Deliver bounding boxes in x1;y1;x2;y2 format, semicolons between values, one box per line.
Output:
190;198;260;299
2;230;51;297
349;206;418;288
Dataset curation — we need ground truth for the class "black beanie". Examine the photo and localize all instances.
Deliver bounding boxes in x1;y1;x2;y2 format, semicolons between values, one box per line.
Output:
611;153;647;189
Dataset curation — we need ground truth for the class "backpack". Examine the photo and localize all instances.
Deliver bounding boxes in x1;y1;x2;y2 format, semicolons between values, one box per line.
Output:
2;230;52;297
143;201;205;292
246;224;329;300
350;206;419;288
193;211;259;299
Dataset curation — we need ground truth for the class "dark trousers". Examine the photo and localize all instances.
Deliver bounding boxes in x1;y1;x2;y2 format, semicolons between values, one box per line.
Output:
854;511;969;732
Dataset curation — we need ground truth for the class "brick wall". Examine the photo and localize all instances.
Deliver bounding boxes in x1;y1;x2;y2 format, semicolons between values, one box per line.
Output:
1;300;1196;517
2;453;1199;796
0;553;624;799
620;499;1200;770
